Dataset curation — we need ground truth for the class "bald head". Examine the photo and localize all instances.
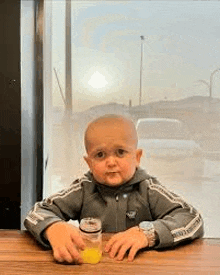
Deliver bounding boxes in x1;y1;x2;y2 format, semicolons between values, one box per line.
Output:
84;114;138;153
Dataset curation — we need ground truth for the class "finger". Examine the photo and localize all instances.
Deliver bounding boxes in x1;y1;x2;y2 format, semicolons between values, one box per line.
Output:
53;250;64;263
70;233;86;250
54;247;73;263
127;244;140;262
108;239;125;259
66;242;83;264
105;234;121;252
116;242;132;261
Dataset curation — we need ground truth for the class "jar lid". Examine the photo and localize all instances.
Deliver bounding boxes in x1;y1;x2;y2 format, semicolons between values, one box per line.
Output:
79;218;102;233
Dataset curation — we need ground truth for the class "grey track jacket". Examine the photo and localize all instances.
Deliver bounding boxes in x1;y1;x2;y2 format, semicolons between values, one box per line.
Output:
24;168;204;249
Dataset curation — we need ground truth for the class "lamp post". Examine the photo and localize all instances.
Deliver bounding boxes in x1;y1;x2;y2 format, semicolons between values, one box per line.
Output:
139;36;145;105
209;68;220;98
65;0;72;115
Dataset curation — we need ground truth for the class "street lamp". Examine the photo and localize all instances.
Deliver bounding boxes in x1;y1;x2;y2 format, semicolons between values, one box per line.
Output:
139;35;145;105
65;0;72;115
209;68;220;98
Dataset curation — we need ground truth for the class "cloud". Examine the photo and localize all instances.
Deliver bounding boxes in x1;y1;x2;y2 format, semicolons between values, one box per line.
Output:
81;13;139;48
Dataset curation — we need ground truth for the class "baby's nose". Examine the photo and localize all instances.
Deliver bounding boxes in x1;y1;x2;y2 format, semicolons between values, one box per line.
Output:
106;155;117;166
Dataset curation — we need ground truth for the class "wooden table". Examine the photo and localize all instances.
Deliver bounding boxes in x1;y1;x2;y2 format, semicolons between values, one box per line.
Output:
0;230;220;275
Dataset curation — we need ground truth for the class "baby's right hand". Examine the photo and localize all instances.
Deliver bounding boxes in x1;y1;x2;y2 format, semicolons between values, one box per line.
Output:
45;221;86;264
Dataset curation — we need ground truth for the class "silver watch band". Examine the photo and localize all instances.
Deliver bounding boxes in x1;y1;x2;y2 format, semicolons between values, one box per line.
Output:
139;221;157;248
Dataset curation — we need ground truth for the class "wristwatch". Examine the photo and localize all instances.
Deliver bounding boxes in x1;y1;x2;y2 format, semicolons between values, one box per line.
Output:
139;221;157;248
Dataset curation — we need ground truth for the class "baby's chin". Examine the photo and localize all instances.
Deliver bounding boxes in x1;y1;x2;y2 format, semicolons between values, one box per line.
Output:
96;175;132;187
102;181;124;187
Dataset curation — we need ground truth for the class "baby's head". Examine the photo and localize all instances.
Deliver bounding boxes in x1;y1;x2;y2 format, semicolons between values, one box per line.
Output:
84;114;142;187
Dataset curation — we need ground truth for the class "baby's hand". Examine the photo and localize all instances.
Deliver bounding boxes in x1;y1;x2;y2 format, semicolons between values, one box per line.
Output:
105;226;149;262
45;221;86;264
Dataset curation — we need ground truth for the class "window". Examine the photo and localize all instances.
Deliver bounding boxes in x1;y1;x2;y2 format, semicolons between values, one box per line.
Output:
44;1;220;237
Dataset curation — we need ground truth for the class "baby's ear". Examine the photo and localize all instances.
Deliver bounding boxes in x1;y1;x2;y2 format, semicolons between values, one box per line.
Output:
136;149;143;165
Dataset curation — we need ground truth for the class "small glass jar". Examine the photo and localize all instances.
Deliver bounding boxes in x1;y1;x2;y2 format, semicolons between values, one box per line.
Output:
79;217;102;264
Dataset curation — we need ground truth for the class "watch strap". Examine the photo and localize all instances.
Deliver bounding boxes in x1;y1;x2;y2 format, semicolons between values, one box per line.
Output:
139;222;157;248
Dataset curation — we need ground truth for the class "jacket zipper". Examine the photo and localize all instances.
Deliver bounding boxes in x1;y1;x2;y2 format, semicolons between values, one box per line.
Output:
115;195;119;231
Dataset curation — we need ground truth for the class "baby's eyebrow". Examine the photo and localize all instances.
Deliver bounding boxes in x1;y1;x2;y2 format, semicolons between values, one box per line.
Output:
93;147;105;152
114;145;133;150
89;144;133;156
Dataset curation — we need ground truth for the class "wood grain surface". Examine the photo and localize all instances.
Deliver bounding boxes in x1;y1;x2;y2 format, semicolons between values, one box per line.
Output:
0;230;220;275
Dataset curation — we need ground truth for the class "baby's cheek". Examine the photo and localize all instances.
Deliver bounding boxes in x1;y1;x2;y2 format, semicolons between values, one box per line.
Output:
93;166;106;180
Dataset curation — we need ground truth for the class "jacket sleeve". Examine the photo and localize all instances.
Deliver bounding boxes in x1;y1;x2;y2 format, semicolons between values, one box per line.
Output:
24;177;85;247
147;177;204;249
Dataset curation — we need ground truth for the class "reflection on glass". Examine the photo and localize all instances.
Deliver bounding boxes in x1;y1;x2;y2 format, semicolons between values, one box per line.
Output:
44;1;220;238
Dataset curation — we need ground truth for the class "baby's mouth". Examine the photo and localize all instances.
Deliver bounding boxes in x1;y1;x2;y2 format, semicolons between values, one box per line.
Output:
106;171;119;175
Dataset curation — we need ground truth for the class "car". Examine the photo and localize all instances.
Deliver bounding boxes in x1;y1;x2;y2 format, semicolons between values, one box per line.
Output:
136;118;204;179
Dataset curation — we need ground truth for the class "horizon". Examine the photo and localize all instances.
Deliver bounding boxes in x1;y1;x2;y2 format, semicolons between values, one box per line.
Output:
51;1;220;112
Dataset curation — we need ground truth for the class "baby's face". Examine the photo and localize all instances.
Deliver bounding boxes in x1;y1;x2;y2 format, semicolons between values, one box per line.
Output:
84;118;142;187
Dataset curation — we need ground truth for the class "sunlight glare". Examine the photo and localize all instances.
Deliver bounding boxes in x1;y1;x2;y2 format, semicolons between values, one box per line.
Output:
88;71;108;89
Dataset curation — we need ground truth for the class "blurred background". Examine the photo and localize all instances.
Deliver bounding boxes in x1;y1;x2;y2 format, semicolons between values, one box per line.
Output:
43;1;220;238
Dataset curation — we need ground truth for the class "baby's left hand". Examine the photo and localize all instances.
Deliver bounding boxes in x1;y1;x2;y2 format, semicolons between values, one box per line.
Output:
104;226;149;262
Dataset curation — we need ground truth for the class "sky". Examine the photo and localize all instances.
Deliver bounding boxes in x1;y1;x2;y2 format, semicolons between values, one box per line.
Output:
51;1;220;111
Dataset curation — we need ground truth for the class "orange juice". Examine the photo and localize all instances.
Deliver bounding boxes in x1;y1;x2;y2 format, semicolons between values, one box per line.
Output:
81;247;102;264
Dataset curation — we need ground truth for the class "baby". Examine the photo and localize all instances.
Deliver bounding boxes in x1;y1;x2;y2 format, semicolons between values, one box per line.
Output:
24;114;203;264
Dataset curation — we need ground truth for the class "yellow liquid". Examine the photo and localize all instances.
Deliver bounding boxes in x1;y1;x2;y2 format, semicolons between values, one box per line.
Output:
81;248;102;264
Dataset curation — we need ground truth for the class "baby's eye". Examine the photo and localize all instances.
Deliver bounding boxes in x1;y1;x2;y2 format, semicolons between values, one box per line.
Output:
116;149;127;157
95;151;105;159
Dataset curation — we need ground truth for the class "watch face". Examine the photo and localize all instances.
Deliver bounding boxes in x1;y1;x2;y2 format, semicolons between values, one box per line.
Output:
139;221;154;230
